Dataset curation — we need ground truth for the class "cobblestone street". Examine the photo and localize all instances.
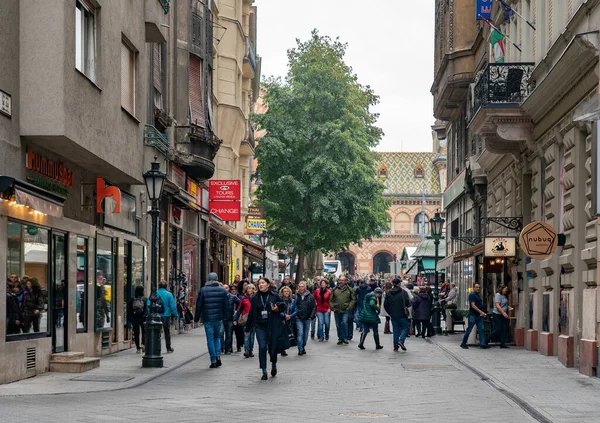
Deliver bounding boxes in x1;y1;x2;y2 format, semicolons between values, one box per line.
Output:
2;326;600;422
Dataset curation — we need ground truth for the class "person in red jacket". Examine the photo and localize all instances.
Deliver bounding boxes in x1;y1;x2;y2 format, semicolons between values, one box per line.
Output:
313;278;332;341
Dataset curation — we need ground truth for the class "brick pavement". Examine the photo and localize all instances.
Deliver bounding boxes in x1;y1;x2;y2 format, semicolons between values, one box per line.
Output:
0;325;599;422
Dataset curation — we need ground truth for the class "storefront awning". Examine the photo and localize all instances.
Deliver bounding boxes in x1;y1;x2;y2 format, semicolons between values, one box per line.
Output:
0;176;65;218
210;223;265;252
420;259;445;275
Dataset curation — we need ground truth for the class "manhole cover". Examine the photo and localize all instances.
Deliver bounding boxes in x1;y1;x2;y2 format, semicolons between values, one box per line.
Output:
402;364;457;371
340;413;389;419
70;375;134;383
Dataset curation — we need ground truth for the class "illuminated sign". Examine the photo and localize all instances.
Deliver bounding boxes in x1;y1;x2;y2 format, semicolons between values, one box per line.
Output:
246;218;267;230
484;237;516;258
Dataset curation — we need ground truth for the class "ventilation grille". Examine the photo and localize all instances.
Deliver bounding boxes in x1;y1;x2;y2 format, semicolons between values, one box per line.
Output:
101;332;110;349
26;347;36;370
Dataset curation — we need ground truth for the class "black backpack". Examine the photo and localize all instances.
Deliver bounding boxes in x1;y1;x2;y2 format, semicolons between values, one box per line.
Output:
132;297;146;316
155;293;166;314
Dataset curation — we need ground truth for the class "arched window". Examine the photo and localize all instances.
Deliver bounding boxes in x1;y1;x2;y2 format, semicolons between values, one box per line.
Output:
394;212;411;234
414;213;429;235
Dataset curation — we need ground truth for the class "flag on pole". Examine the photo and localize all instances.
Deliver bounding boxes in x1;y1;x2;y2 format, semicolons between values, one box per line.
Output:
481;16;506;63
499;0;516;23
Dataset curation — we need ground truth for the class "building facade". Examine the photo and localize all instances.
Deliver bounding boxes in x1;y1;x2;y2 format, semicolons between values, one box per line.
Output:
339;149;447;276
0;0;262;384
433;0;600;375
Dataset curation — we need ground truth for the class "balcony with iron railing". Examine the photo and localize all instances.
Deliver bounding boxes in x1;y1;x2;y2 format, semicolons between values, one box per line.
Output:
172;124;222;180
144;124;169;158
243;37;257;78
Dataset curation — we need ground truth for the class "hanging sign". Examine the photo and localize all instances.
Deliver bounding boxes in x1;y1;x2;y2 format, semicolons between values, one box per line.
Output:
96;178;121;213
476;0;492;20
519;221;559;260
484;236;516;258
246;218;266;230
247;206;264;219
209;180;240;201
209;200;241;221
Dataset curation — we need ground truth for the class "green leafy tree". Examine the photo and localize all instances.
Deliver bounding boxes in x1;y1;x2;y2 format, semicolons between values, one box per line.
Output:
253;30;390;282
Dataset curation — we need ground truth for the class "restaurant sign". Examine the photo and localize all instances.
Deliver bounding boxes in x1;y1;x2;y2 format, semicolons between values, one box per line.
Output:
26;147;73;187
484;236;516;258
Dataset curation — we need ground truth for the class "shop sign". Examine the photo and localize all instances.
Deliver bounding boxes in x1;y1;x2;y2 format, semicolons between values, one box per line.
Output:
1;89;11;117
209;200;241;221
96;178;121;213
442;169;465;208
186;178;203;210
171;204;182;226
26;147;73;187
476;0;491;20
247;206;264;219
519;221;558;260
171;164;186;189
246;218;266;230
209;180;240;201
104;189;136;234
484;236;516;258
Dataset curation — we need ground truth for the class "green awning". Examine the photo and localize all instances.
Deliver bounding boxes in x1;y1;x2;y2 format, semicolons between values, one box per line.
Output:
420;259;445;275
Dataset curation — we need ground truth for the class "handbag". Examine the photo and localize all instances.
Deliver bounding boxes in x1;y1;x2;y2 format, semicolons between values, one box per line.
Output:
238;312;248;326
286;322;297;347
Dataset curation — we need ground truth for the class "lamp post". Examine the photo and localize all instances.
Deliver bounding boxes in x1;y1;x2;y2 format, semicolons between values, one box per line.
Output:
285;243;294;278
430;212;445;335
142;157;166;368
259;231;269;279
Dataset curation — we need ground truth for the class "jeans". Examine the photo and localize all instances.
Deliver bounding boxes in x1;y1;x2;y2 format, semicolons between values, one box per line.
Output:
296;319;310;352
310;317;316;337
161;316;172;350
244;328;255;352
391;317;409;347
347;310;354;339
316;312;331;340
204;320;223;363
489;313;509;345
223;320;234;351
132;320;145;350
334;311;349;341
462;315;486;346
255;326;277;371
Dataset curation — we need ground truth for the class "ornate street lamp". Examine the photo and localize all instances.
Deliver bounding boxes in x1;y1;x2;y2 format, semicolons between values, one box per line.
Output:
259;231;269;278
142;157;166;368
430;212;445;335
285;243;294;277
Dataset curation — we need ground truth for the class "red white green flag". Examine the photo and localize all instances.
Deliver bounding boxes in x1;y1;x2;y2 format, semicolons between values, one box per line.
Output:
481;16;506;63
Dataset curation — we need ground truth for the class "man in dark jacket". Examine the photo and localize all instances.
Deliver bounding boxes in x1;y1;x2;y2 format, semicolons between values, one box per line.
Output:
413;286;434;338
354;279;370;332
195;273;228;368
384;278;411;352
295;282;316;355
222;285;240;355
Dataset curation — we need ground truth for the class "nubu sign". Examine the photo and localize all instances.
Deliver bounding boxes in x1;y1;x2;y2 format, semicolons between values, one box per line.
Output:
96;178;121;213
519;221;558;260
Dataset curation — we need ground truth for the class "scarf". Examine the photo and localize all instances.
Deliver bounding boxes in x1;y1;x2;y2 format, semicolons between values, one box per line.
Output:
319;287;327;304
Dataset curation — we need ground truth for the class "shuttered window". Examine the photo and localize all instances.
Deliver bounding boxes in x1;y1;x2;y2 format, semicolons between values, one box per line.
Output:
189;54;205;127
153;43;163;110
75;0;96;81
121;41;135;114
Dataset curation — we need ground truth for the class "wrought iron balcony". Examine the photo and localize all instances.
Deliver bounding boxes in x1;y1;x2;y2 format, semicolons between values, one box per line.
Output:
144;124;169;158
243;37;257;78
158;0;170;14
470;63;535;120
173;124;222;180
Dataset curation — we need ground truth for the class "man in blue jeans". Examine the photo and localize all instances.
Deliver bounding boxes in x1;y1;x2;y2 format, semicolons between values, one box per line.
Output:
384;278;412;351
295;282;316;355
194;273;229;368
330;276;356;345
461;283;490;349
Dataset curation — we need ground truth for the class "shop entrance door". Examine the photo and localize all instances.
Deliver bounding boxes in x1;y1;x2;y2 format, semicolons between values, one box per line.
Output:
52;232;67;353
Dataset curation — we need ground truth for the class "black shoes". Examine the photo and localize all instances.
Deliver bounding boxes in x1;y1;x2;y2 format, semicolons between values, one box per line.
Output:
375;345;384;350
261;373;268;380
298;349;306;355
209;363;217;368
480;345;490;349
271;367;277;377
500;345;509;349
281;351;288;357
167;347;174;353
460;343;468;349
399;342;407;351
216;358;222;367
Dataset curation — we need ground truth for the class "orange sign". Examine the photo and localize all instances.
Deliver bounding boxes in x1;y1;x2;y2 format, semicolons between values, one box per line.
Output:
26;147;73;186
96;178;121;213
519;221;559;260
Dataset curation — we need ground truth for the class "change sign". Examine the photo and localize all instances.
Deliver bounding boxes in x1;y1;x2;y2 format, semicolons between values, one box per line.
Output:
246;218;267;230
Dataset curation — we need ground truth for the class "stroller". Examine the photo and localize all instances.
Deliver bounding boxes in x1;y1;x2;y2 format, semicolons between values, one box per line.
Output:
177;299;194;333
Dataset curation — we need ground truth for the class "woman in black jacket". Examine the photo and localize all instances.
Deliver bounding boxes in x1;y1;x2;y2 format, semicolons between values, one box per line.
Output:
245;278;287;380
128;285;147;353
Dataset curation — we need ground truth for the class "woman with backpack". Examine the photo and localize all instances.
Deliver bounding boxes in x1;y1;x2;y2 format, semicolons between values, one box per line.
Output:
129;285;147;353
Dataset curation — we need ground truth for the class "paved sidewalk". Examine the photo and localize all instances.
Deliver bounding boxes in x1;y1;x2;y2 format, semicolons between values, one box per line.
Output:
433;334;600;423
0;327;208;397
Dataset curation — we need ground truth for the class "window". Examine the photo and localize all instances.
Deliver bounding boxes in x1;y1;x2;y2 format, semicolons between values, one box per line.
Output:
6;222;50;338
153;43;164;110
75;0;96;81
121;40;136;115
76;237;88;332
95;235;115;331
189;54;205;127
414;213;429;235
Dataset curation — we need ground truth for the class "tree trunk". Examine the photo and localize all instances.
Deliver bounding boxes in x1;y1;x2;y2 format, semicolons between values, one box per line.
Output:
296;240;306;285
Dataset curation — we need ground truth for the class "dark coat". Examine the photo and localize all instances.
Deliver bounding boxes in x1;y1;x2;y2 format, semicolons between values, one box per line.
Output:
358;292;380;324
224;293;240;322
413;292;432;321
194;282;228;323
384;287;411;319
355;283;370;310
245;291;288;355
295;291;316;320
23;289;44;316
6;292;22;327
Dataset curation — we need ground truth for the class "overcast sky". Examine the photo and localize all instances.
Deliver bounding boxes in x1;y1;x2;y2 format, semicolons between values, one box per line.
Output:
256;0;435;152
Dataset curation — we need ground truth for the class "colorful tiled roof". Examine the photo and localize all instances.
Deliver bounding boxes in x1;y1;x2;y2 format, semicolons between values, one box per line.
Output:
377;152;441;195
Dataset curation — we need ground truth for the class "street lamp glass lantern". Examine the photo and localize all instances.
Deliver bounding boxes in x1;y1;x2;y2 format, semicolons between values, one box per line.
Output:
430;212;445;239
285;243;294;256
259;231;269;247
143;159;166;202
